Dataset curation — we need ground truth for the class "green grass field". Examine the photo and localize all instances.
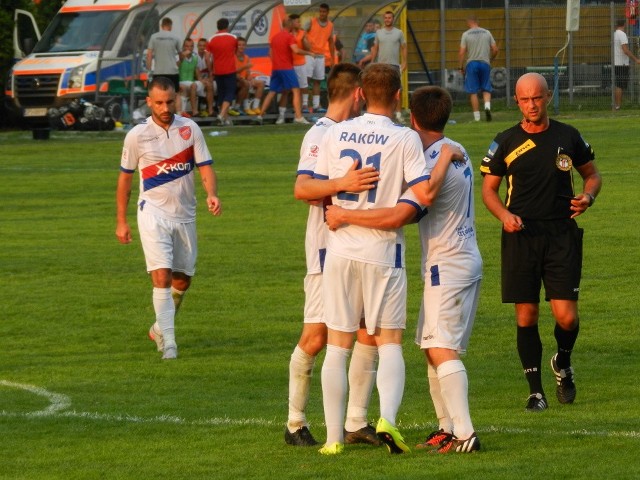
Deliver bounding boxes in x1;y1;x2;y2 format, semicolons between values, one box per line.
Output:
1;110;639;479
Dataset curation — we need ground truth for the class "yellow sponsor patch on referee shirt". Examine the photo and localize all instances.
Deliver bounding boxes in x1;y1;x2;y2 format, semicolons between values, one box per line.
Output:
504;139;536;167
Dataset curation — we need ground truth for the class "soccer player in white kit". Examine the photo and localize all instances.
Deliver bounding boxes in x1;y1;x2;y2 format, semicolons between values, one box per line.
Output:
115;77;221;360
287;63;382;448
325;86;482;454
312;64;443;455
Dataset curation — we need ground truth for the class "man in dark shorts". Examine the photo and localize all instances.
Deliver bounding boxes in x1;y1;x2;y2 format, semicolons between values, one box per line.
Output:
613;18;640;110
207;18;238;126
480;72;602;412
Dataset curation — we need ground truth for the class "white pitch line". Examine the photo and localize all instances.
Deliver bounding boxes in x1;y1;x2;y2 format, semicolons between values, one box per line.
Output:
0;379;71;417
2;380;639;439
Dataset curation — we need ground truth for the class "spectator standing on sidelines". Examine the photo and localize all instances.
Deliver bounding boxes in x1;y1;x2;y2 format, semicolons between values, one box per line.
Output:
366;10;407;123
256;16;313;125
613;18;640;110
481;72;602;412
303;3;335;113
207;18;238;126
287;63;383;448
146;17;183;114
459;14;498;122
324;86;479;454
291;14;312;109
115;77;221;360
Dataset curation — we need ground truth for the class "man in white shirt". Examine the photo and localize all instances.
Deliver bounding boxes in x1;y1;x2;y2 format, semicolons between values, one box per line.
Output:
613;18;640;110
310;64;450;455
325;86;479;454
115;77;221;360
287;63;381;448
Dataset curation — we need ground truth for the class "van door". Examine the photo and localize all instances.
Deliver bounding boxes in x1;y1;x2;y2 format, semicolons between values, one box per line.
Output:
14;9;41;61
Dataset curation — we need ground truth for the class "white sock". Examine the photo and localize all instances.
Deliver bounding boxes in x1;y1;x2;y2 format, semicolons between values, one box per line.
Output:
376;343;405;426
473;111;481;121
153;287;175;348
312;95;320;109
484;101;491;110
243;99;250;110
171;287;185;314
278;107;286;117
427;362;453;433
252;98;261;110
437;359;474;439
287;346;316;431
345;341;378;432
302;94;308;107
321;344;350;444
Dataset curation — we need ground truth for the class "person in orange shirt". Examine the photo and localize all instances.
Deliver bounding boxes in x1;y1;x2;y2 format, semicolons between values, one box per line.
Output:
291;14;311;113
235;37;265;115
303;3;335;113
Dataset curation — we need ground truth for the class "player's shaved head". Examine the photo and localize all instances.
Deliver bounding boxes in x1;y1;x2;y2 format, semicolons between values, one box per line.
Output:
515;72;548;95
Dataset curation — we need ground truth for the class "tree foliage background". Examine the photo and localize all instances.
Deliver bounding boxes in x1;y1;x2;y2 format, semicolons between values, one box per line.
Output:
1;0;65;127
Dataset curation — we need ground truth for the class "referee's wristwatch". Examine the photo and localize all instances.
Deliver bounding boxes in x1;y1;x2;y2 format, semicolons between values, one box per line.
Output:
584;192;595;207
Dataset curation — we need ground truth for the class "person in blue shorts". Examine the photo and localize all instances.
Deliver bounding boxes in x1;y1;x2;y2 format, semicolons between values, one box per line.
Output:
256;15;314;125
459;15;498;122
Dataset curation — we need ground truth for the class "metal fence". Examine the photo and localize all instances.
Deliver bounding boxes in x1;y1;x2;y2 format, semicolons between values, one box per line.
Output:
405;1;638;111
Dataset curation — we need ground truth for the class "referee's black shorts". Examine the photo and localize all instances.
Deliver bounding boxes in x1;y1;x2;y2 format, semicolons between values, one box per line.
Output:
501;219;583;303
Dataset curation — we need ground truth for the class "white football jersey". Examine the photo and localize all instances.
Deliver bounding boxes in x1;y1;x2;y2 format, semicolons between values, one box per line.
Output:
407;137;483;284
121;115;212;223
314;113;428;267
297;117;336;274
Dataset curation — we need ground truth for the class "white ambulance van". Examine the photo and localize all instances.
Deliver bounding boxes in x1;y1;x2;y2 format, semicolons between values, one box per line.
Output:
8;0;288;127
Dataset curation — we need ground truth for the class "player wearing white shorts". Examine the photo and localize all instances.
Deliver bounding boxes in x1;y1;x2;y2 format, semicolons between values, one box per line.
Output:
325;86;482;454
303;4;335;112
310;64;448;455
116;77;222;360
287;64;382;448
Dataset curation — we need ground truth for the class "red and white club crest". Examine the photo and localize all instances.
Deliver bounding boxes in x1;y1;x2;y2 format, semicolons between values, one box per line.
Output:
179;126;192;140
309;144;320;157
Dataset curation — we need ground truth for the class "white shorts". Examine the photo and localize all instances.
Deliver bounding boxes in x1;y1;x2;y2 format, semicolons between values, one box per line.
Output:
294;64;309;89
137;207;197;275
306;55;325;81
180;80;206;97
322;254;406;334
303;273;324;324
415;279;481;353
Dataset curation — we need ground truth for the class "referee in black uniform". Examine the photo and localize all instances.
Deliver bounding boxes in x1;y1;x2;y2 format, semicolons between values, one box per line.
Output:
480;72;602;412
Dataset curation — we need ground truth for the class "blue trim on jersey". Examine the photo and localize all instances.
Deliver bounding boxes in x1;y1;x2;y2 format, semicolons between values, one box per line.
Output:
142;158;195;191
407;175;430;187
120;166;135;174
395;243;402;268
196;159;213;167
430;265;441;286
319;248;326;272
313;173;329;180
398;198;427;222
297;169;314;176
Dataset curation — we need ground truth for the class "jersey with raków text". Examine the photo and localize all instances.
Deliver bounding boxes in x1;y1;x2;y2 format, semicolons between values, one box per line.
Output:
406;138;482;285
297;117;336;275
120;115;213;223
314;113;428;268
